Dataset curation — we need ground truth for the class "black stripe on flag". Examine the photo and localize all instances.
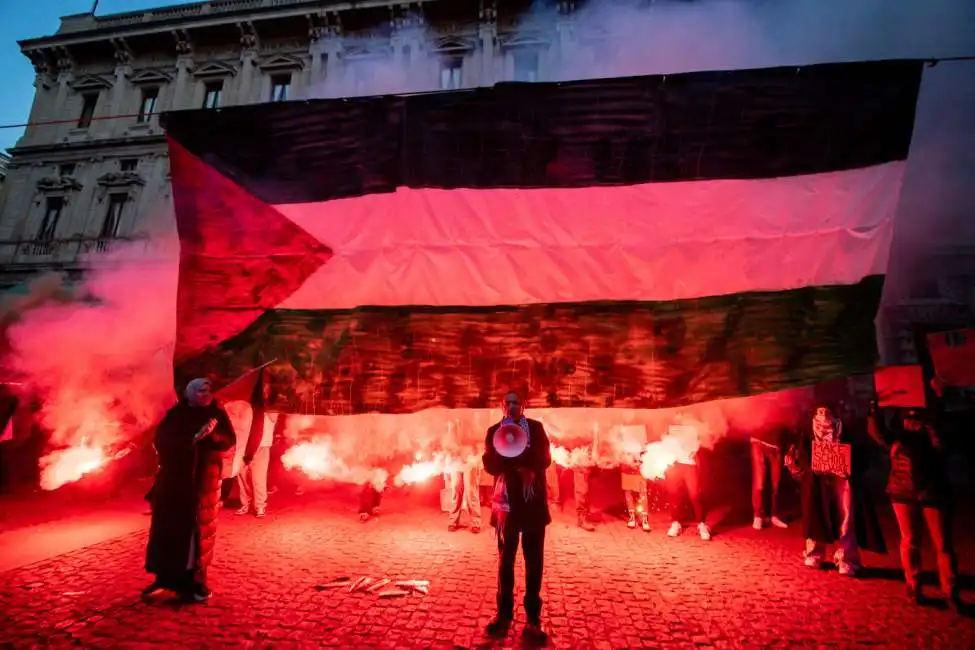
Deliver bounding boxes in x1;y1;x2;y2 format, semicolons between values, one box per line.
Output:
175;276;884;415
160;59;922;206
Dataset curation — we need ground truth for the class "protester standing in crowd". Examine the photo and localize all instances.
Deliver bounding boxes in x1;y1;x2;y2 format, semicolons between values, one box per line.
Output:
664;451;711;540
235;376;276;518
868;402;960;608
144;379;236;603
750;424;793;530
621;454;650;532
484;391;551;641
792;403;885;576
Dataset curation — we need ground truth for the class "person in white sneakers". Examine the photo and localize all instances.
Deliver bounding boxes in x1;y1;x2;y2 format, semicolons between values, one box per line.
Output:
665;452;711;541
235;378;276;518
750;425;794;530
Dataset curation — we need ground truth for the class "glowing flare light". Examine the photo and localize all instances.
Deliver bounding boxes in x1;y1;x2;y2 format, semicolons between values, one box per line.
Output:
282;440;388;491
394;452;463;486
39;441;107;491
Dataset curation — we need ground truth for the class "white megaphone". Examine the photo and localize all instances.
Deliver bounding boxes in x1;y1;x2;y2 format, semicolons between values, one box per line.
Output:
493;423;528;459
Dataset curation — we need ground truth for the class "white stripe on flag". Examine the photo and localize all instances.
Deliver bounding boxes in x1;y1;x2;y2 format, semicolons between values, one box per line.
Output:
276;161;902;310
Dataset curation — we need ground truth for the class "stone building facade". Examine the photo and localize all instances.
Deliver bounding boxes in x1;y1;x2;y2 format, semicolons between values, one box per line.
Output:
0;0;596;288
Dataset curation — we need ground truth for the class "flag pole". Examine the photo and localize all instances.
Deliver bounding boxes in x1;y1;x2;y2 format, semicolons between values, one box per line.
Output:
91;0;99;14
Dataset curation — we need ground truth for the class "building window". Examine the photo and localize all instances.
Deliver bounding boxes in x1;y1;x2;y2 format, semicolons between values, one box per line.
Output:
513;50;539;82
440;56;463;90
203;81;222;109
78;93;98;128
138;87;159;123
38;196;64;241
58;163;76;177
119;158;138;172
270;74;290;102
101;194;127;239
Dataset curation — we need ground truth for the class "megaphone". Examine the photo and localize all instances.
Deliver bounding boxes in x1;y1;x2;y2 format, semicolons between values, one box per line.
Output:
493;423;528;458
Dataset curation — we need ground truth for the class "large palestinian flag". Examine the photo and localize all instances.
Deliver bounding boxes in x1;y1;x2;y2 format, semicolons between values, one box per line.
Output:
162;59;923;417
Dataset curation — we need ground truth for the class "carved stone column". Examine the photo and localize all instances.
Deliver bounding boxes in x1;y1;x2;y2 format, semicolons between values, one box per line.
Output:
236;22;259;104
172;29;194;110
478;1;498;86
53;47;75;120
109;39;134;126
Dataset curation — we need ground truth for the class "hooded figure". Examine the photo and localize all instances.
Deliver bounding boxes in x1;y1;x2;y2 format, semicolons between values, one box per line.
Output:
144;378;236;602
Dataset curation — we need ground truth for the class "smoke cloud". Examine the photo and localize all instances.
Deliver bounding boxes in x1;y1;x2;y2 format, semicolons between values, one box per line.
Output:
2;212;179;488
4;0;973;488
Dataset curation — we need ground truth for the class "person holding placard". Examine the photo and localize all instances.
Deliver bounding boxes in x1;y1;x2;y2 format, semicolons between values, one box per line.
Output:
868;404;959;609
793;403;885;577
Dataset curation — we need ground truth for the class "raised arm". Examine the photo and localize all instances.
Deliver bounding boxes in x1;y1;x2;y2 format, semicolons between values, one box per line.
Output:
204;406;237;453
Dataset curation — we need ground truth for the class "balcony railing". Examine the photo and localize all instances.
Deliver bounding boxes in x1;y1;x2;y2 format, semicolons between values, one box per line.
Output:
0;237;157;267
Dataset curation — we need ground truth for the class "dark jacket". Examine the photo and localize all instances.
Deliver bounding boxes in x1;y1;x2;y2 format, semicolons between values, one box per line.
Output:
868;410;949;506
797;414;886;553
146;400;235;588
483;418;552;528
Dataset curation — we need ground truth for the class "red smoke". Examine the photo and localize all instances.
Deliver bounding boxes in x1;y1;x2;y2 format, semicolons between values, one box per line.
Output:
2;238;179;490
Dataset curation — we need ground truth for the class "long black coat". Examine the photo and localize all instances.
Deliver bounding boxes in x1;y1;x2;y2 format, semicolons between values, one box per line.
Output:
145;400;235;589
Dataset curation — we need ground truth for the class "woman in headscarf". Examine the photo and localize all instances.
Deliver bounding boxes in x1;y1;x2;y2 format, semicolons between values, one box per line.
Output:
792;403;885;576
144;378;236;602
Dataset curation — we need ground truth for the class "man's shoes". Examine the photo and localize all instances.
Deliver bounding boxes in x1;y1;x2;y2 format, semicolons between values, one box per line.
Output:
627;513;637;529
640;514;651;533
770;516;788;529
577;515;595;532
255;507;266;518
752;517;763;530
359;512;370;522
191;585;211;602
667;521;682;537
485;616;512;637
447;524;460;532
140;582;164;600
523;618;547;641
471;525;481;534
234;505;250;516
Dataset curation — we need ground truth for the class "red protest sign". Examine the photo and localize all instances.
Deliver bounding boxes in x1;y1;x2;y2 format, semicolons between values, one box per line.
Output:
874;365;926;408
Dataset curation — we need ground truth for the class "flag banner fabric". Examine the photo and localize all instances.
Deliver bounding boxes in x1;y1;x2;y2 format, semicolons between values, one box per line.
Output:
163;60;923;416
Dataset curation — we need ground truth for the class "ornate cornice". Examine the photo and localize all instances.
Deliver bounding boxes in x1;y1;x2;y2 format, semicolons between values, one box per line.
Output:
96;171;146;188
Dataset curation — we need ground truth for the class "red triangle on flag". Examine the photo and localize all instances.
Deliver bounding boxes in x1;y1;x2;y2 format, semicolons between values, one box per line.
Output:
168;137;333;363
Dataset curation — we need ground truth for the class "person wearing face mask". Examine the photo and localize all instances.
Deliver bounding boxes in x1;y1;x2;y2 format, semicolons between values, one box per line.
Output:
868;403;959;609
483;391;552;642
143;378;236;603
794;403;885;577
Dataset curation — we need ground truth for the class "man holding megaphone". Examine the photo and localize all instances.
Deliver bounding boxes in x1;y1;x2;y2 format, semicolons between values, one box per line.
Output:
483;391;552;641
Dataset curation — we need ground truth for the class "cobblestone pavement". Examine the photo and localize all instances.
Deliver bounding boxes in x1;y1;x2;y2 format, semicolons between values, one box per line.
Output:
1;487;973;649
